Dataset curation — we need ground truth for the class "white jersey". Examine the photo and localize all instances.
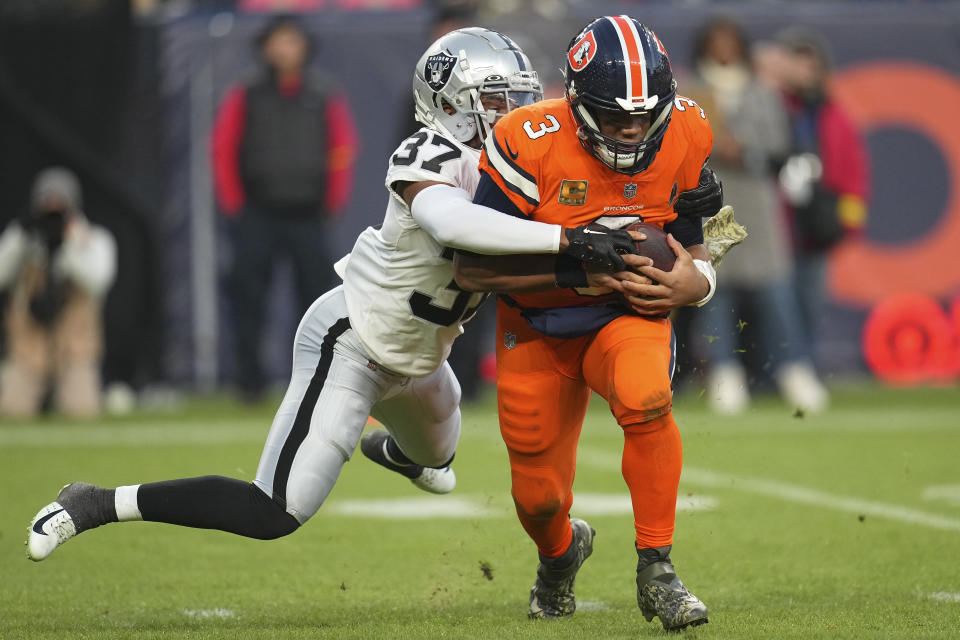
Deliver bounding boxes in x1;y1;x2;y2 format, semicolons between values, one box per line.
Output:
335;128;487;377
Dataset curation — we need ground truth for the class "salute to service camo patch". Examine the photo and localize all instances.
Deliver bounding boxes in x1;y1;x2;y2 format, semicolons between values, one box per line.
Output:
559;180;588;205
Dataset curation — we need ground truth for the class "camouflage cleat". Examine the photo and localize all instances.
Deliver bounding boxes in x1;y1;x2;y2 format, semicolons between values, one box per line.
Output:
637;559;709;631
528;518;595;619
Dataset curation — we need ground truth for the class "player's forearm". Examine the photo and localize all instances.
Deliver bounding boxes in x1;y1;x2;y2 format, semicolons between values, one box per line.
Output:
412;184;562;254
687;244;715;307
687;244;709;262
453;252;558;293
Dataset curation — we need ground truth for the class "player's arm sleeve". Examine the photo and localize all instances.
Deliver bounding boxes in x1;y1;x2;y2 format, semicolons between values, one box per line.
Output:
411;182;560;254
664;214;704;248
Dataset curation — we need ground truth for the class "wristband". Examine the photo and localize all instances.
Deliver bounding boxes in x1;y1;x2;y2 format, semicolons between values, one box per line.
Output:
692;258;716;307
555;254;588;289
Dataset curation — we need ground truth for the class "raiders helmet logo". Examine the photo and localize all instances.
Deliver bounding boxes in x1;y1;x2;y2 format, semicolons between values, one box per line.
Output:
568;31;597;72
425;52;457;91
623;183;637;199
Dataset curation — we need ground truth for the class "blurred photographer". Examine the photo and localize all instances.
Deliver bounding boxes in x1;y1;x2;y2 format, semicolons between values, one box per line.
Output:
772;28;869;373
0;168;117;418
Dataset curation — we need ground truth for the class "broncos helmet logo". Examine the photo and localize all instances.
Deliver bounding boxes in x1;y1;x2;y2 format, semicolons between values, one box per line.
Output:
573;40;591;65
567;31;597;72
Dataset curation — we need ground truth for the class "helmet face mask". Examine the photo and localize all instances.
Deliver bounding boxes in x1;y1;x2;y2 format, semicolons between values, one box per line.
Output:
564;16;677;174
413;28;542;147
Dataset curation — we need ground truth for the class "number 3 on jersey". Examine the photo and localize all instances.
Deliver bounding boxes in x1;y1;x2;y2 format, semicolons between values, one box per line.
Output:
674;97;706;119
523;114;560;139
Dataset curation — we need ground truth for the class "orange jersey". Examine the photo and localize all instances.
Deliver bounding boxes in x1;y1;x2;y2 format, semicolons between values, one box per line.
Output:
478;96;712;310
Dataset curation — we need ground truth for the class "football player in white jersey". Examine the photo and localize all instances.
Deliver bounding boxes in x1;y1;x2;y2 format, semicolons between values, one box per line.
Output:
25;28;641;563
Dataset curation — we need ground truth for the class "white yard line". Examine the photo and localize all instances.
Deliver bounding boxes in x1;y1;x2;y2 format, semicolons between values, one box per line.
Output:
328;496;499;519
928;592;960;603
182;608;237;620
573;492;716;515
577;447;960;533
327;493;715;519
682;467;960;532
922;485;960;506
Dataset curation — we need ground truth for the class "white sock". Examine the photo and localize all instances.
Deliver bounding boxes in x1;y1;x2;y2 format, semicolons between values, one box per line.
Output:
115;484;143;522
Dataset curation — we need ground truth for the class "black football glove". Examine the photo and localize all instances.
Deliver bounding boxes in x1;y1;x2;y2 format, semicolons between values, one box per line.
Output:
675;165;723;218
563;225;636;271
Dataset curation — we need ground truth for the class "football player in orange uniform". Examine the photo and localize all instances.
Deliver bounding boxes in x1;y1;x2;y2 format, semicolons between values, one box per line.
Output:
454;16;722;631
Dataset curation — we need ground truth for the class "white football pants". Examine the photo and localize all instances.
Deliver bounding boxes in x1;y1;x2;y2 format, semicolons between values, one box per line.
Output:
253;286;462;524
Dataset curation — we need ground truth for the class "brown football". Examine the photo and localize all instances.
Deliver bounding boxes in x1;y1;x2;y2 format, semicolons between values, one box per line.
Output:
626;222;676;272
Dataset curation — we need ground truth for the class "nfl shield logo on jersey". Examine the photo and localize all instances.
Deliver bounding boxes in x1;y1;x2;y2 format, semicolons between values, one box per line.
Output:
425;53;456;91
623;183;637;199
504;331;517;350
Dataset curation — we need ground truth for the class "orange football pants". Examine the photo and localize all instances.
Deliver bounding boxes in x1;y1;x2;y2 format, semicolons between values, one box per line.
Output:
496;300;682;557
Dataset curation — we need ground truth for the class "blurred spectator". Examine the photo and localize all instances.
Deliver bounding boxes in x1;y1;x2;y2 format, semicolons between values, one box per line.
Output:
212;15;358;401
771;27;869;380
685;18;828;414
0;168;117;418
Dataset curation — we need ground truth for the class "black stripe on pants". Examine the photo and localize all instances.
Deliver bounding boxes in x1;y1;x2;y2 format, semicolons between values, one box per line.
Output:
272;316;352;508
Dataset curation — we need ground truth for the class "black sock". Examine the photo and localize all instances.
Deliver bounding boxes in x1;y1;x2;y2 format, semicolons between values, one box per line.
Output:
385;438;416;466
636;544;672;571
59;485;118;534
428;452;455;469
137;475;300;540
539;527;581;568
387;438;454;470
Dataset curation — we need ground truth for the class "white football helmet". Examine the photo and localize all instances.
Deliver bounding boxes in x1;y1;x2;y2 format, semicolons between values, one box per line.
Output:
413;28;542;145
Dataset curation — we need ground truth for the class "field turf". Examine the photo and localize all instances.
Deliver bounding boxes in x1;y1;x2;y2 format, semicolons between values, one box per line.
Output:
1;386;959;639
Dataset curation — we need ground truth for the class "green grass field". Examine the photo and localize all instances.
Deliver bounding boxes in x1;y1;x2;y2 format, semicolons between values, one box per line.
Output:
2;386;959;639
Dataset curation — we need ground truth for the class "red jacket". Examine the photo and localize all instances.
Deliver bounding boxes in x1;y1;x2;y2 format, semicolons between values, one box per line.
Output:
211;75;358;217
817;98;870;231
785;93;870;245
